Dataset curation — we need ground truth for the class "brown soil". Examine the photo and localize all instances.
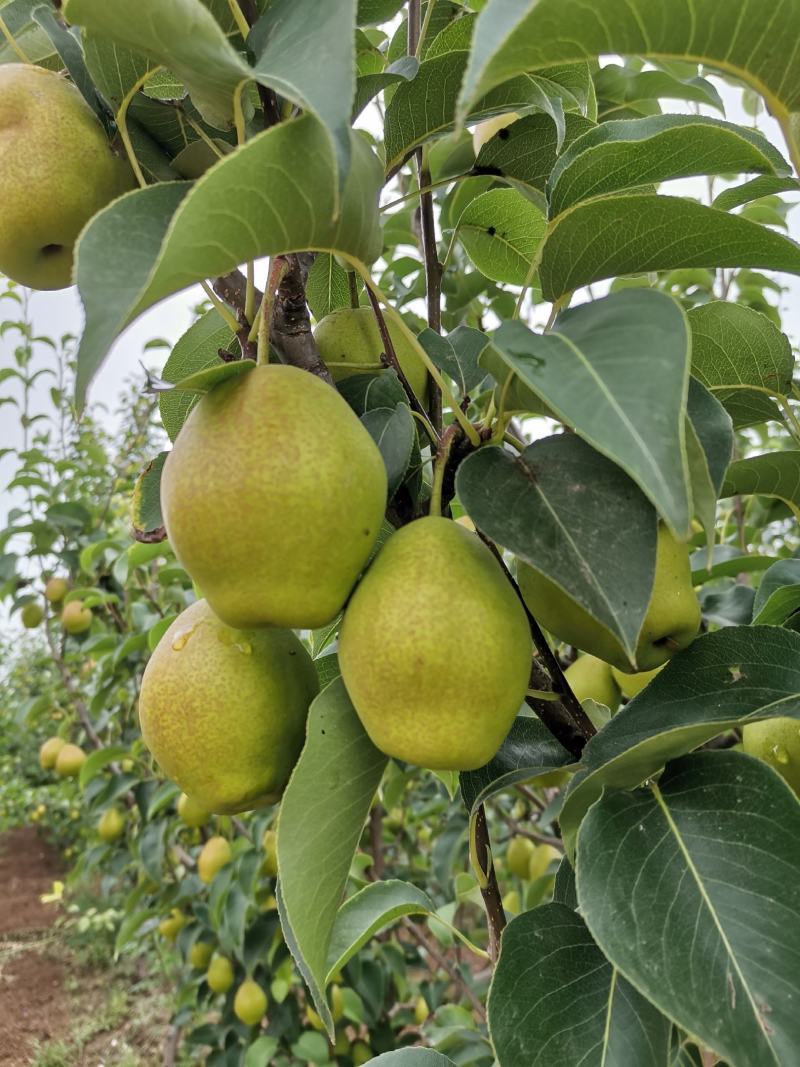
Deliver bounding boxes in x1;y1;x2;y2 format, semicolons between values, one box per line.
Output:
0;826;69;1065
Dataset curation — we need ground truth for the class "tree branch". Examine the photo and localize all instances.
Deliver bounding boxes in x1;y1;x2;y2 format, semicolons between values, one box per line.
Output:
401;917;486;1021
474;805;506;963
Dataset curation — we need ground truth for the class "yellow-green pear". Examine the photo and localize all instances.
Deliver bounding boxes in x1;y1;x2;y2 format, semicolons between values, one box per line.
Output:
177;792;209;828
339;518;532;770
414;995;430;1026
206;955;235;993
742;717;800;796
39;736;65;770
158;908;187;942
139;599;318;813
565;655;621;712
472;112;520;155
233;978;268;1025
352;1041;373;1065
611;663;665;701
502;889;521;915
21;602;44;629
98;807;125;843
517;525;700;673
0;64;133;289
61;600;92;635
197;835;232;884
161;364;387;629
189;941;214;969
313;306;428;403
506;836;535;879
55;743;85;778
330;984;345;1022
44;577;70;603
528;843;560;881
261;828;278;878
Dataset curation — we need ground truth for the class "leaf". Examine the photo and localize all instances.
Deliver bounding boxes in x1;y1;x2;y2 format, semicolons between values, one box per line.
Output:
455;434;658;664
456;0;800;171
577;751;800;1067
596;64;725;118
361;404;415;499
713;175;800;212
489;904;672;1067
325;880;434;980
752;559;800;626
559;626;800;854
78;744;129;788
277;679;387;1038
460;716;574;816
489;290;692;536
456;188;546;286
32;5;101;116
158;310;236;442
131;453;168;540
81;33;156;113
539;195;800;302
553;856;578;909
0;0;55;63
721;452;800;518
244;1037;280;1067
548;115;790;218
74;115;383;407
306;254;353;320
688;303;794;430
686;378;733;541
417;326;488;395
369;1053;456;1066
166;359;254;395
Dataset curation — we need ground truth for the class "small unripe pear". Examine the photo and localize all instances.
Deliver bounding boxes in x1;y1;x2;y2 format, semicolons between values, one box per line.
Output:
21;602;44;629
742;717;800;796
330;984;344;1022
233;978;268;1025
39;736;66;770
414;995;429;1025
189;941;214;969
564;655;621;712
45;577;70;603
55;743;85;778
198;836;232;884
61;600;92;635
261;828;278;878
506;836;535;879
206;955;235;993
158;908;186;942
502;889;521;915
528;843;560;881
177;793;209;828
611;663;665;700
98;807;125;842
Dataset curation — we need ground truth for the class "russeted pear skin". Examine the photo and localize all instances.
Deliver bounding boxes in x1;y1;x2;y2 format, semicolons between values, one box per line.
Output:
0;65;133;289
339;518;532;770
161;365;387;629
138;599;319;813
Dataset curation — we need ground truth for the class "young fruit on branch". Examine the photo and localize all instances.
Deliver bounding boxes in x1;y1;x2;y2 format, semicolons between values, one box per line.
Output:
161;364;387;629
55;743;86;778
742;717;800;796
314;306;429;403
517;525;700;673
206;955;235;994
189;941;214;969
138;599;318;814
0;65;133;290
39;736;66;770
44;577;70;603
198;835;232;883
158;908;187;942
564;654;621;712
61;600;93;635
97;807;125;843
339;517;532;770
611;663;665;700
21;602;44;628
177;792;209;828
506;835;535;879
234;978;268;1025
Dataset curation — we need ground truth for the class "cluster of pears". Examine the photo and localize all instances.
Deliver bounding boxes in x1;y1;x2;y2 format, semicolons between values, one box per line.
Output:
39;736;86;778
19;575;94;635
0;64;133;289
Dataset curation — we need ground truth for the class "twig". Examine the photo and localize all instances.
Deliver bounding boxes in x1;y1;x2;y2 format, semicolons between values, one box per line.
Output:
473;806;506;963
416;147;443;434
401;918;486;1021
163;1023;181;1067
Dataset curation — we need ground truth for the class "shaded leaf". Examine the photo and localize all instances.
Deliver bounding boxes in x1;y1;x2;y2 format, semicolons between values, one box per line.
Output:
131;453;168;540
456;188;546;285
752;559;800;626
361;404;415;499
306;254;353;320
721;452;800;518
417;325;488;395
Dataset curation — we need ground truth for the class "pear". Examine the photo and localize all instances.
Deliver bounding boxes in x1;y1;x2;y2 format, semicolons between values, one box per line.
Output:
611;663;665;701
161;364;387;630
21;602;44;629
507;836;535;879
528;843;560;881
55;743;86;778
177;793;209;828
189;941;214;969
352;1041;373;1065
313;306;428;403
0;65;133;290
61;600;92;635
517;524;700;673
414;995;429;1025
44;577;70;603
339;517;532;771
742;717;800;796
233;978;268;1025
98;807;125;843
564;655;621;712
139;599;318;813
261;828;278;878
158;908;186;942
206;955;235;994
39;736;66;770
197;835;232;884
502;889;521;915
472;112;520;155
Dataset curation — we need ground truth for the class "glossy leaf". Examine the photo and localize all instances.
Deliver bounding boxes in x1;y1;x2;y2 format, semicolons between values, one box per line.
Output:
417;326;489;395
456;188;546;286
721;452;800;518
752;559;800;625
158;310;236;442
361;404;415;498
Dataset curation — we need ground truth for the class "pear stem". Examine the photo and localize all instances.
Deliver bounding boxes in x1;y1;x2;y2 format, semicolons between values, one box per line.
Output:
117;68;164;189
473;805;506;963
0;15;31;63
226;0;252;38
200;281;241;336
256;257;289;366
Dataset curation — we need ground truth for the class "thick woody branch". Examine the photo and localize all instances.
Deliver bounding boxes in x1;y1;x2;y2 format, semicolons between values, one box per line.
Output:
474;804;506;962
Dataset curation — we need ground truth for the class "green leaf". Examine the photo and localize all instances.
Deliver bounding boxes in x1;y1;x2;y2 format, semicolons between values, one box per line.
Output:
0;0;56;63
158;310;236;442
32;5;101;116
369;1053;456;1066
489;290;692;536
548;115;790;218
244;1037;280;1067
417;325;488;395
166;359;254;395
306;254;353;320
81;32;156;113
325;880;434;980
752;559;800;625
456;188;546;285
74;115;382;407
455;434;658;664
686;378;733;541
361;404;415;499
457;0;800;172
688;303;794;430
559;626;800;854
539;195;800;302
277;679;388;1038
489;904;671;1067
78;744;129;789
577;752;800;1067
721;452;800;518
131;453;168;540
713;175;800;212
596;64;724;118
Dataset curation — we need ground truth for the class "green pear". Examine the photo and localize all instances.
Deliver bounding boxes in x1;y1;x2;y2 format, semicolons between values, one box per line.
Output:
506;836;535;879
177;792;209;828
0;64;133;290
139;599;318;813
39;736;65;770
313;306;428;403
611;663;665;700
414;995;430;1026
517;525;700;673
98;807;125;843
339;517;532;771
502;889;521;915
198;835;232;883
189;941;214;970
21;602;44;628
55;743;85;778
161;364;387;629
742;717;800;796
158;908;187;942
261;828;278;878
233;978;268;1025
61;600;92;634
564;655;621;712
45;577;70;603
206;955;235;994
528;843;560;881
